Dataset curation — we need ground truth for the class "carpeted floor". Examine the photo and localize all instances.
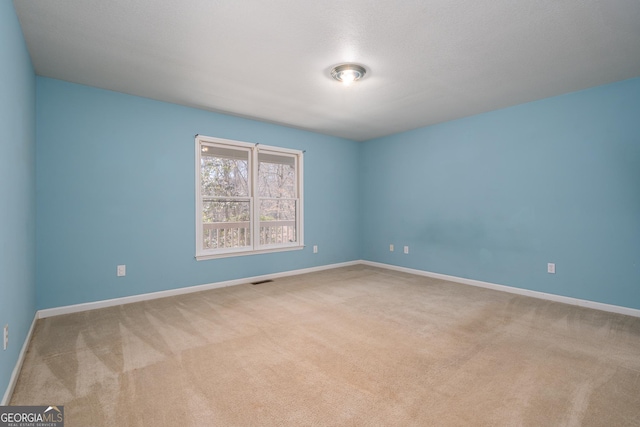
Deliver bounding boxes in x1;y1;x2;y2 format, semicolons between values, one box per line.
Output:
10;265;640;426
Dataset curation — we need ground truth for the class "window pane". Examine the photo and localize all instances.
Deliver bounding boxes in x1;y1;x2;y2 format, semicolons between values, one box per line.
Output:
201;147;249;197
196;136;304;258
258;154;296;198
202;200;251;250
259;199;297;245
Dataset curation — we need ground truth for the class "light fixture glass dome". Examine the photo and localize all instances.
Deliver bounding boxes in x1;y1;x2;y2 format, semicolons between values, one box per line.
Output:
331;64;366;86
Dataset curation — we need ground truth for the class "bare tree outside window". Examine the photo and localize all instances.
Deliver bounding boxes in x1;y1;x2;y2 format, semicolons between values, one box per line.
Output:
258;153;297;245
200;146;251;250
196;136;303;259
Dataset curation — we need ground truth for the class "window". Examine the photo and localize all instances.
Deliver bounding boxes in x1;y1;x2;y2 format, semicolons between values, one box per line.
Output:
196;135;303;259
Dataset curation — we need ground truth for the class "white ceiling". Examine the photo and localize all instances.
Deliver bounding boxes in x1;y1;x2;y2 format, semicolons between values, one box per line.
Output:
13;0;640;141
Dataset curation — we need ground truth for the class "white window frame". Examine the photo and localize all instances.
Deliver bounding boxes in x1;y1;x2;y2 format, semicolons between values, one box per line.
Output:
195;134;304;260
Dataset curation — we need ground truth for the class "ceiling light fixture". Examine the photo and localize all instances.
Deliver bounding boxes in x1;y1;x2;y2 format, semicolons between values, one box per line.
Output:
331;64;366;86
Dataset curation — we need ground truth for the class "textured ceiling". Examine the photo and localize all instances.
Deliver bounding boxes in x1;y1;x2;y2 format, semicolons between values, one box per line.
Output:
13;0;640;141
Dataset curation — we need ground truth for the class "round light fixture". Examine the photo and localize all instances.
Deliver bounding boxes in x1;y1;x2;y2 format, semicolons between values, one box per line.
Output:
331;64;366;86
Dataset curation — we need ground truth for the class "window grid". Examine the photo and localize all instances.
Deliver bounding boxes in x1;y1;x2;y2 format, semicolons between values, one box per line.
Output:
196;135;303;260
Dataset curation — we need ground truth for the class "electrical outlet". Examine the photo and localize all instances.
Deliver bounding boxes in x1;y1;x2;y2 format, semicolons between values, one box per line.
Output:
117;265;126;277
547;263;556;274
404;246;409;254
3;324;8;350
390;244;394;252
313;245;318;254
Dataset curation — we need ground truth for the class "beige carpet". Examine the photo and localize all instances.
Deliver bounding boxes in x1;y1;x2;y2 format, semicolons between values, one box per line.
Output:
10;265;640;426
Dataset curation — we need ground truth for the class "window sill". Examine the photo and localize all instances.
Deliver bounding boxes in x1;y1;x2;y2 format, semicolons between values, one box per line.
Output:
195;245;305;261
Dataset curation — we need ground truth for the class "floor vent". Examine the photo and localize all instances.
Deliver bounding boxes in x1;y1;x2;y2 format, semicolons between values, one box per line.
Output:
251;280;274;285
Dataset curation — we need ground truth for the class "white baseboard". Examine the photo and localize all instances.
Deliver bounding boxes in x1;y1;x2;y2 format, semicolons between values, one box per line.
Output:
36;258;640;320
1;312;38;405
38;260;361;319
361;260;640;318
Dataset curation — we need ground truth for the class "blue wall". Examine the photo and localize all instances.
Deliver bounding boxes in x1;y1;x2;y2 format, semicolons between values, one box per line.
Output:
0;2;37;401
361;77;640;309
36;78;360;309
35;76;640;311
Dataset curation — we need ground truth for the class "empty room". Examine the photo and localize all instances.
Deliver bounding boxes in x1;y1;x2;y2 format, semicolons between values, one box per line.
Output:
1;0;640;425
